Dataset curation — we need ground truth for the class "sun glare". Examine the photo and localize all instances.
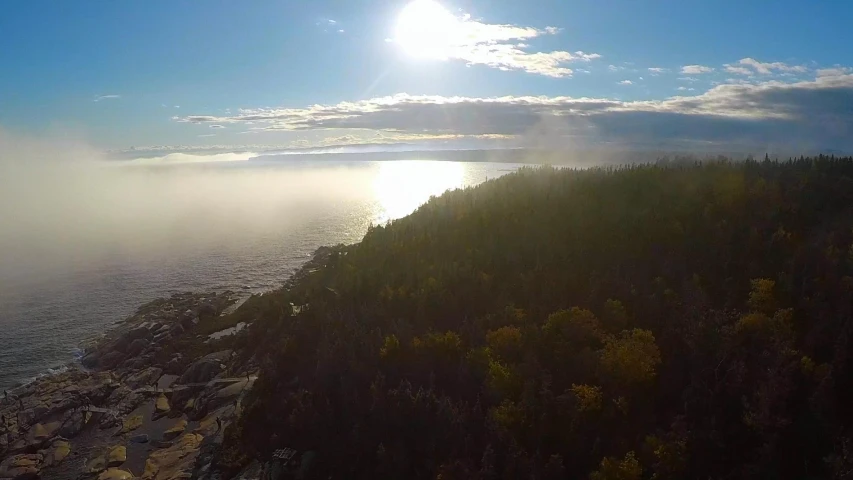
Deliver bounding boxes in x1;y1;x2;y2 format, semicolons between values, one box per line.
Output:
373;160;464;223
394;0;461;59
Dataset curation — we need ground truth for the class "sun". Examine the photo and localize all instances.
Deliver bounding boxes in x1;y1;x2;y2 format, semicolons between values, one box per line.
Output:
394;0;461;59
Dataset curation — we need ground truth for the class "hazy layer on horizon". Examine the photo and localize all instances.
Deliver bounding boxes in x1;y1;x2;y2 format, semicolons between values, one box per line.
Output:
0;128;530;389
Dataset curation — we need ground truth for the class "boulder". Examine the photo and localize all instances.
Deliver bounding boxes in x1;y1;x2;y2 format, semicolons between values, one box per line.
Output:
129;434;149;444
98;468;134;480
206;378;253;412
17;410;34;429
107;445;127;467
154;395;170;417
81;351;101;368
113;391;146;419
31;404;49;422
0;454;42;480
84;455;107;474
177;351;232;385
141;433;203;480
104;386;131;408
58;410;87;438
162;420;187;441
40;439;71;467
24;421;62;450
99;351;125;369
99;414;121;430
198;302;217;317
126;338;150;358
119;415;142;434
123;367;162;390
194;405;234;437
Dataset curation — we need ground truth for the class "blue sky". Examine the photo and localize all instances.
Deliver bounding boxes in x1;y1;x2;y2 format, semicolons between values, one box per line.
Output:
2;0;853;154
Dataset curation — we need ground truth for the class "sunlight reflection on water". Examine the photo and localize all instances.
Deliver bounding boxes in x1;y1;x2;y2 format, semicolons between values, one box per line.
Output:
373;160;465;223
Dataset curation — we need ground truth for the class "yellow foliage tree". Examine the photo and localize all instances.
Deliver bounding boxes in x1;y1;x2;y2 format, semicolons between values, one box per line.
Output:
589;451;642;480
571;384;603;413
600;329;662;386
748;278;776;314
486;326;523;361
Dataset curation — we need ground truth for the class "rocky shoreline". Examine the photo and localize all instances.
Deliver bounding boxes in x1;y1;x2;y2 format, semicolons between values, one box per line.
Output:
0;290;257;480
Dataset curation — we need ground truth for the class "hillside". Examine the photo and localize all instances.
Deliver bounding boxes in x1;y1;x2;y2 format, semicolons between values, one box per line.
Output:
223;156;853;479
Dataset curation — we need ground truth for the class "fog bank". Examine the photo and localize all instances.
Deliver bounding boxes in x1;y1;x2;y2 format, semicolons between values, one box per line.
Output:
0;130;378;286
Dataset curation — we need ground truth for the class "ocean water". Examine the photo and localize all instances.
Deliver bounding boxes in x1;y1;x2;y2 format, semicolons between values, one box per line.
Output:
0;158;526;390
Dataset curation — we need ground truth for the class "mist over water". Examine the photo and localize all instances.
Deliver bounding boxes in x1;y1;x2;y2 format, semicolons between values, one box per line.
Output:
0;130;526;390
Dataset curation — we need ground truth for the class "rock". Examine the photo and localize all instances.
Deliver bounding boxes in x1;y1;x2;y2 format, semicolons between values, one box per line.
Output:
99;351;125;369
119;415;142;434
126;338;150;357
81;351;101;368
141;433;203;480
98;468;134;480
194;405;234;437
104;386;131;408
0;454;43;480
164;358;183;375
99;414;121;430
207;378;253;412
22;421;62;450
149;440;174;449
177;351;232;385
17;410;34;428
107;445;127;467
129;434;149;444
154;394;170;417
162;420;187;441
41;439;71;467
123;367;162;390
84;455;107;474
119;326;153;349
59;410;87;438
113;391;146;419
32;404;49;422
198;302;216;317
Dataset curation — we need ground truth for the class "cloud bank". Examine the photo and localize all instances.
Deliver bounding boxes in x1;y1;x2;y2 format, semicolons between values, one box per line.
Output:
176;71;853;152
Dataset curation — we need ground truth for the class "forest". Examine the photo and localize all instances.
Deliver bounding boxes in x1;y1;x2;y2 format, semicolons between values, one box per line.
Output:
218;155;853;479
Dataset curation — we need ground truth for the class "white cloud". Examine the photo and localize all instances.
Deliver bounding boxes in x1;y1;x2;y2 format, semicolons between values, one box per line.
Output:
391;13;601;78
677;77;699;82
198;134;217;138
647;67;668;75
608;65;623;72
618;80;633;85
737;57;807;75
681;65;714;74
94;94;121;102
209;124;225;129
723;65;753;76
677;86;687;91
817;67;853;78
